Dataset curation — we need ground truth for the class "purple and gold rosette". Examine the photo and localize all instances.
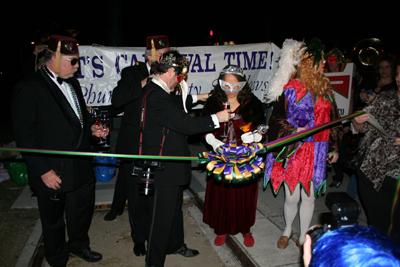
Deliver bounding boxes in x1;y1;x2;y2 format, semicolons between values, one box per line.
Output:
198;142;266;183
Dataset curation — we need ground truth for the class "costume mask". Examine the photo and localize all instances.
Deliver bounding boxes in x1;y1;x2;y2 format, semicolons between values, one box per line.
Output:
219;79;246;93
328;56;338;63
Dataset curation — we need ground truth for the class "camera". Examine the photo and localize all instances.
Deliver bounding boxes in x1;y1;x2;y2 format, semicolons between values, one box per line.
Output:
132;160;164;196
307;192;362;244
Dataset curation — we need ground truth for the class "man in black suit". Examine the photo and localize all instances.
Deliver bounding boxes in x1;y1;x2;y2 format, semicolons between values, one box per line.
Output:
12;35;106;267
142;50;230;267
106;36;170;257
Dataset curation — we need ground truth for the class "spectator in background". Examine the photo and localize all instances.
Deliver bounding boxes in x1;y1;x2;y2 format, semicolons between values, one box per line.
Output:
374;56;397;93
350;60;400;240
22;32;50;76
326;47;349;189
325;47;345;73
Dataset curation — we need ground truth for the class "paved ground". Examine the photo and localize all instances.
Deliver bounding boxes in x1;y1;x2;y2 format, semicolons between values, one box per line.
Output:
12;142;367;267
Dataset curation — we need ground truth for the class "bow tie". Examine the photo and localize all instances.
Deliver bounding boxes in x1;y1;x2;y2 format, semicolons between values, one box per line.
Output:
57;77;69;85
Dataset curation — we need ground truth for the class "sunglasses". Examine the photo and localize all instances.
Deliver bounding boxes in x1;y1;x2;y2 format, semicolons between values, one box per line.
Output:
61;56;79;65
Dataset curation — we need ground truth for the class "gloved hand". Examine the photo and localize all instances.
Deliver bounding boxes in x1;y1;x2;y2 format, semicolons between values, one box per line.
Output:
180;80;188;113
205;133;225;150
241;131;262;143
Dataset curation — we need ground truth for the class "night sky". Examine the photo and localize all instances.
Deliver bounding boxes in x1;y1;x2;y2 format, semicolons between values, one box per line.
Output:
1;1;398;89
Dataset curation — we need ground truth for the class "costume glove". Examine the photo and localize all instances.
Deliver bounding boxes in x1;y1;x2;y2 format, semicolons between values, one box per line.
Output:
241;131;262;143
205;133;225;150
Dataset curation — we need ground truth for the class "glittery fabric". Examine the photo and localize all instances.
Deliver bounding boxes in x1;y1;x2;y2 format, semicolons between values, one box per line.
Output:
264;79;342;196
351;90;400;192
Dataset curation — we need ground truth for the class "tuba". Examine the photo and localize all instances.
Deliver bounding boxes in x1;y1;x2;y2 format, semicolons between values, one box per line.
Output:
352;38;385;73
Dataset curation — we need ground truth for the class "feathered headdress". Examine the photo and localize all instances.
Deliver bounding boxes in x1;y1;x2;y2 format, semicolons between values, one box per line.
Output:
264;39;306;103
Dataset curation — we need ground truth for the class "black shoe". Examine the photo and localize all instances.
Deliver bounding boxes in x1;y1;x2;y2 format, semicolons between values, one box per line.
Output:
329;181;342;188
172;244;199;257
70;247;102;262
103;210;123;221
133;242;146;256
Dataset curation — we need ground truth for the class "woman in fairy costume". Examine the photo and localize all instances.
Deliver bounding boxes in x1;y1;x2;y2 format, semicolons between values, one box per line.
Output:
263;38;343;251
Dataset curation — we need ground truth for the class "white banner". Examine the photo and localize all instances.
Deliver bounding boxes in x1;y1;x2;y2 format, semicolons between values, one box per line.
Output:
76;43;281;106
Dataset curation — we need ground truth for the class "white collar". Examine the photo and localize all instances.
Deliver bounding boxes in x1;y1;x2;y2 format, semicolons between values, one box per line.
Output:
152;76;174;94
146;62;151;75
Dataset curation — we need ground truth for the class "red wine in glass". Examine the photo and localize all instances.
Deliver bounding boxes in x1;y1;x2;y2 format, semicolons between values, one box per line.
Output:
92;108;105;144
220;102;230;138
101;111;110;148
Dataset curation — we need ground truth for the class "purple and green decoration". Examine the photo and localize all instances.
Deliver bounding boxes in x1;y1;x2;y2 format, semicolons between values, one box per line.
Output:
199;142;266;184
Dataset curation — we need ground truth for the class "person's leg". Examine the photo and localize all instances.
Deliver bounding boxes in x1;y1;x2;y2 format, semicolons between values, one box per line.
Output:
346;173;358;198
104;161;128;221
36;190;69;267
330;133;348;188
126;162;152;245
298;185;315;245
356;169;390;231
65;179;95;251
282;183;301;237
146;186;182;267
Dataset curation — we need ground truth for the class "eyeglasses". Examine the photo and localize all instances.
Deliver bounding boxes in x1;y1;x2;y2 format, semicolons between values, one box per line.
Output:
360;89;375;95
61;56;79;66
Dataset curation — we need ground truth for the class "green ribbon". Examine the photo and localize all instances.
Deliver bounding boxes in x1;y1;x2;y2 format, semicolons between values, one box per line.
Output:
0;111;365;161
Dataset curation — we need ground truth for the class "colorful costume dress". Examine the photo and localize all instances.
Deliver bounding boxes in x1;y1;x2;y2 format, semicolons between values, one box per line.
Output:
264;79;342;196
202;94;265;235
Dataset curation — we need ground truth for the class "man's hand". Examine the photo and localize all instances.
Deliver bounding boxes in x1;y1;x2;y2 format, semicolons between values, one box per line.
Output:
216;110;231;123
327;153;339;164
41;170;62;190
91;124;109;138
141;75;153;88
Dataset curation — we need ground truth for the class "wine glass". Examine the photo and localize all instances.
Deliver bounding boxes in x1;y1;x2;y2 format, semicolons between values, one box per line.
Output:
92;108;105;144
50;162;65;201
100;110;110;148
220;102;230;138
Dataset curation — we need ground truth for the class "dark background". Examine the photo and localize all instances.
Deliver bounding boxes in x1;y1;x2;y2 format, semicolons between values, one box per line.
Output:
0;0;398;142
2;1;398;82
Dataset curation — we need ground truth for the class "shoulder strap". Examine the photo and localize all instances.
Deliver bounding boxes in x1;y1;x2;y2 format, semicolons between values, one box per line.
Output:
138;89;169;156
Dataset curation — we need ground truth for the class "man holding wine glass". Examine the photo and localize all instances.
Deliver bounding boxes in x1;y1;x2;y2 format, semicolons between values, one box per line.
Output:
12;35;108;267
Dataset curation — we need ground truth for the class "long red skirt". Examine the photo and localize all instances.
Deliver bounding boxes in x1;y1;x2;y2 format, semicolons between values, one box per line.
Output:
203;177;259;235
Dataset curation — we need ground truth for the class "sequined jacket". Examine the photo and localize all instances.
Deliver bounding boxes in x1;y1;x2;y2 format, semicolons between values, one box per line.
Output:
351;90;400;191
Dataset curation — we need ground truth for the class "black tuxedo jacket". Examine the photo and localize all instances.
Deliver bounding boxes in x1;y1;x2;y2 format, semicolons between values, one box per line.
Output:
12;68;94;193
141;81;215;187
111;63;149;155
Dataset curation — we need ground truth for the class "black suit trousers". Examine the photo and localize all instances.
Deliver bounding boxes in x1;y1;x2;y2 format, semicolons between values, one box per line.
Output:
125;161;153;244
146;186;184;266
109;162;128;214
36;178;95;266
